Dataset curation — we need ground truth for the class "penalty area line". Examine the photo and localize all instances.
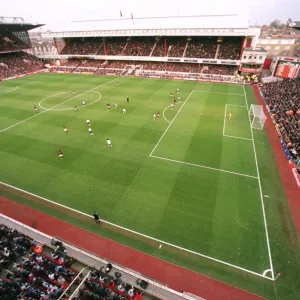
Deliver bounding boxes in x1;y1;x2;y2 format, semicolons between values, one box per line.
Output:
0;181;274;280
150;155;258;179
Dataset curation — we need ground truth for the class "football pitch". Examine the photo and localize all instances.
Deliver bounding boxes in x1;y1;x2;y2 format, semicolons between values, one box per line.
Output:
1;73;299;298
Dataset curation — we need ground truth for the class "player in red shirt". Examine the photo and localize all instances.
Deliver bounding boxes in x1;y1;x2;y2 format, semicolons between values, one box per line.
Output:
34;105;38;113
173;98;177;106
107;104;111;110
157;111;160;119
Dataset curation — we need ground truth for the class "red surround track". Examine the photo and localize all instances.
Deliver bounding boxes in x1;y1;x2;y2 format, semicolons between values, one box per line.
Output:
0;196;265;300
253;85;300;236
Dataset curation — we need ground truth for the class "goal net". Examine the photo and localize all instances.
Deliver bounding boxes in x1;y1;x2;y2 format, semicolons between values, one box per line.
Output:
249;104;267;130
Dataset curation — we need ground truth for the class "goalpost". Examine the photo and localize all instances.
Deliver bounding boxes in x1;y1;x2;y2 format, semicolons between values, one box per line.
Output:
249;104;267;130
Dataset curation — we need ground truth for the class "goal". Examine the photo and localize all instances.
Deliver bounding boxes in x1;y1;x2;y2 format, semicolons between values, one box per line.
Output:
249;104;267;130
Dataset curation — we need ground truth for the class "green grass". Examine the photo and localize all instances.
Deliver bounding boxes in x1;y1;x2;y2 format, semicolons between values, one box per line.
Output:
1;73;300;299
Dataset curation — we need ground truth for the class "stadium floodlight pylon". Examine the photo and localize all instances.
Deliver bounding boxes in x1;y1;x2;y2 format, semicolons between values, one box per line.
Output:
249;104;267;130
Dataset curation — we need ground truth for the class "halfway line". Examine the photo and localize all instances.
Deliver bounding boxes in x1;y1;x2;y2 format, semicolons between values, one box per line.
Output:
0;77;118;133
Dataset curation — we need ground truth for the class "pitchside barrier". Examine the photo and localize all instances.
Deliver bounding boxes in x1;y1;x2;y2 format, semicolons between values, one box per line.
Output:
0;213;204;300
260;90;300;188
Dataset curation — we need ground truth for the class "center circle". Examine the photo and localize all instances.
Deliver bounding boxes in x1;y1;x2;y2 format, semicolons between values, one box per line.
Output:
39;90;101;111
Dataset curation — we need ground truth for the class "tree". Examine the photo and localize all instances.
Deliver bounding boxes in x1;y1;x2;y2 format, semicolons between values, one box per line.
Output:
270;19;282;28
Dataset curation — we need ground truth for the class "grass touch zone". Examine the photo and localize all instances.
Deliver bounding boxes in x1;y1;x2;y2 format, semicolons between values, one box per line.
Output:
1;73;300;299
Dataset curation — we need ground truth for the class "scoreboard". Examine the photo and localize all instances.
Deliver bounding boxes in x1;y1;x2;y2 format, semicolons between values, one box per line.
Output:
271;57;300;79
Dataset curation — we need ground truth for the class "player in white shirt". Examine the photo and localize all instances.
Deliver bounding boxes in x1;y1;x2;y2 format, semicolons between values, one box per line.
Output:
114;103;118;109
88;127;94;135
82;101;86;107
86;120;91;126
153;113;156;121
122;108;126;114
170;103;174;110
178;96;181;103
63;125;68;133
107;138;112;147
177;88;179;94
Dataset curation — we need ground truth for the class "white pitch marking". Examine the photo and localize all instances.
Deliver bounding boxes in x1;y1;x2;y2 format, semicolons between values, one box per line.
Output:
0;181;274;280
39;90;101;111
243;85;275;280
150;155;258;179
0;80;42;95
0;78;118;133
223;135;252;141
222;104;227;136
162;105;171;124
0;87;19;94
227;104;247;107
193;90;244;96
150;90;194;156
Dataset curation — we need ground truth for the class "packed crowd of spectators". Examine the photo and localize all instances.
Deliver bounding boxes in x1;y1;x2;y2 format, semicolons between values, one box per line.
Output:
0;52;44;80
122;37;155;56
74;266;144;300
185;37;217;59
217;37;242;60
167;37;186;57
105;37;127;56
59;36;243;60
260;78;300;168
61;37;103;55
53;60;237;77
0;224;80;299
0;32;29;53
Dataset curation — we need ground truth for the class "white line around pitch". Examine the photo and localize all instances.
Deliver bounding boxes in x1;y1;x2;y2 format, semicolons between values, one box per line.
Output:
0;181;273;280
243;85;275;280
0;78;118;133
193;90;244;96
162;105;171;124
227;104;247;107
150;155;258;179
222;104;227;136
150;90;194;156
223;135;252;141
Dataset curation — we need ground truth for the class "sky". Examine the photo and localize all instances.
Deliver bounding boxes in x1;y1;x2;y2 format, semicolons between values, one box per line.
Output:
1;0;300;27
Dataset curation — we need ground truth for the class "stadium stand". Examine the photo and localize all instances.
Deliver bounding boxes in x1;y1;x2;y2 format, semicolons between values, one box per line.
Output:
60;37;103;55
260;78;300;171
217;37;243;60
0;32;29;53
122;37;155;56
58;36;243;60
57;60;237;76
0;214;202;300
0;52;44;80
185;37;217;59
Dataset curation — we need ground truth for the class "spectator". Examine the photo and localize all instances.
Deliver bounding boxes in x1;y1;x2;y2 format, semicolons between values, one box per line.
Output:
260;78;300;167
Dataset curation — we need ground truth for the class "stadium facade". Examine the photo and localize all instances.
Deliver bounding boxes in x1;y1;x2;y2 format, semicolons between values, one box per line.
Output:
28;14;270;78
